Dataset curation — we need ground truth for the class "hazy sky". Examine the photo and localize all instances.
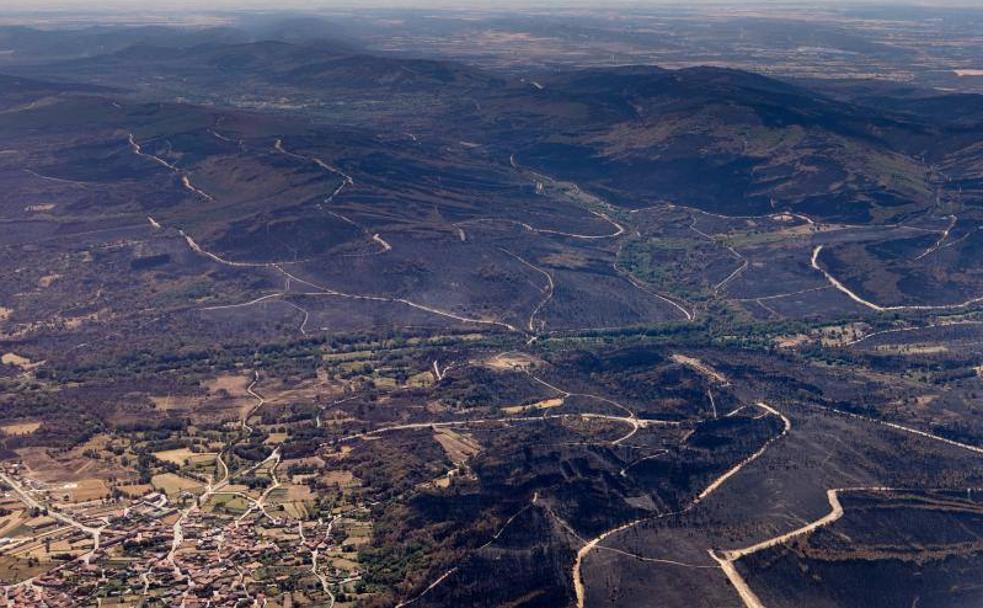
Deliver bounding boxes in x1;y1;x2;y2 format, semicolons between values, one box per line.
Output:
4;0;979;9
2;0;980;23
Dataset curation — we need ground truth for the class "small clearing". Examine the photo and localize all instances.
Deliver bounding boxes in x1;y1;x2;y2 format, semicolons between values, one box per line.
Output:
774;334;809;348
152;473;203;496
53;479;110;503
37;274;62;288
321;470;357;487
501;397;565;415
670;354;729;384
433;428;481;465
149;395;199;411
203;374;251;396
485;352;541;371
153;449;215;467
0;421;41;436
2;352;34;370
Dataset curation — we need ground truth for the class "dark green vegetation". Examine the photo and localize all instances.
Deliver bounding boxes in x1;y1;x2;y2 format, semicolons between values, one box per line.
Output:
0;18;980;608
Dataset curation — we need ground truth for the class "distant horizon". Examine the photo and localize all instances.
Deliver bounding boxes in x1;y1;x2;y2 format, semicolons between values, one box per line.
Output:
3;0;983;30
5;0;983;13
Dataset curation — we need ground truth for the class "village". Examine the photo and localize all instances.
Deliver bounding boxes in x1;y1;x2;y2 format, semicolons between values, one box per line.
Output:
0;456;369;606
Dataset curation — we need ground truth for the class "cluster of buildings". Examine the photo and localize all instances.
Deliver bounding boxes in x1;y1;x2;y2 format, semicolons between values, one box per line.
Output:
3;480;366;606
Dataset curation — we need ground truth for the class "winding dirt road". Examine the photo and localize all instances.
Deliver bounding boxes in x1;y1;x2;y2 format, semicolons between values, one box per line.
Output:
501;249;555;333
128;133;213;201
171;217;521;334
914;214;957;260
811;245;983;312
710;484;980;608
573;401;790;608
509;154;626;240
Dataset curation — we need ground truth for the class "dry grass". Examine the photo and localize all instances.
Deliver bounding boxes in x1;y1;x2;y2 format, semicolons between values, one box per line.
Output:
117;484;154;498
62;309;107;330
0;421;41;436
153;449;215;467
433;428;481;465
264;433;289;445
343;529;372;548
149;395;199;411
329;555;360;570
0;554;51;584
322;470;356;487
16;447;65;481
203;374;251;395
153;448;195;466
0;510;27;537
152;473;203;496
196;374;258;424
501;397;564;415
206;493;251;513
259;380;332;407
775;334;809;348
1;353;34;370
51;478;109;503
282;456;324;468
280;501;307;519
283;484;314;501
37;274;61;289
485;352;541;371
670;354;729;384
407;371;435;387
16;437;131;483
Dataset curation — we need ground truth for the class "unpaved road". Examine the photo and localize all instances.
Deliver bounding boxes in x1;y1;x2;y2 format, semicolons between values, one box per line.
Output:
128;133;213;201
811;245;983;311
501;249;555;333
176;221;520;334
574;401;789;608
710;484;979;608
0;470;109;559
